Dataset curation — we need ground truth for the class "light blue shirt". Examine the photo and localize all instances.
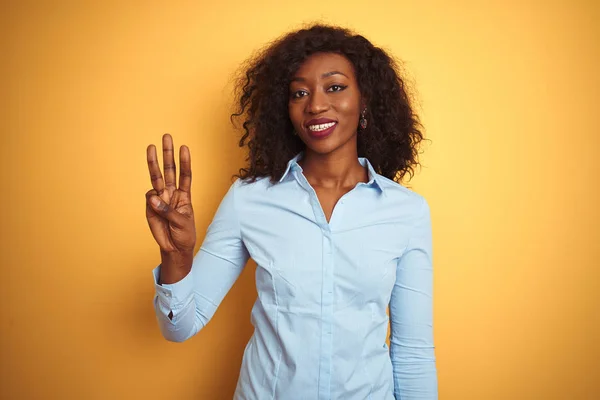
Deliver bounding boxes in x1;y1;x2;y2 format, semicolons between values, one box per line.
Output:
152;152;438;399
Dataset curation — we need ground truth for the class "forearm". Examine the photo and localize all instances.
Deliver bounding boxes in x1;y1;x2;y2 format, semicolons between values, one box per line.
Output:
152;248;248;343
158;250;193;322
153;261;200;343
391;344;438;399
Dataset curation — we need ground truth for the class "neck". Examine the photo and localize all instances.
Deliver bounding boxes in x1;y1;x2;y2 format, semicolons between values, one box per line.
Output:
299;147;368;190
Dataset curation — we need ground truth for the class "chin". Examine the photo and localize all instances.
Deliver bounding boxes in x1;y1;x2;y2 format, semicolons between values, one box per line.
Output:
302;133;356;156
302;141;341;155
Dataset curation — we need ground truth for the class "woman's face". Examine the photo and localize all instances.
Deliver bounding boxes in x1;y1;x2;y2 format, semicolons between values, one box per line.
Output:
288;52;362;156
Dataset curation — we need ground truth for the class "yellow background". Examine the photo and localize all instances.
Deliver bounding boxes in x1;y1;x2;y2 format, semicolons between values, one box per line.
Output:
1;0;598;399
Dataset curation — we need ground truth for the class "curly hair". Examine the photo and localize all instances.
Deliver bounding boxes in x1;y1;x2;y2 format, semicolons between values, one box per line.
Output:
230;23;425;184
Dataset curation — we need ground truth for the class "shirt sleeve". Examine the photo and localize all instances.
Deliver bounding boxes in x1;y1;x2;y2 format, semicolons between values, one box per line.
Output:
151;179;250;342
389;196;438;399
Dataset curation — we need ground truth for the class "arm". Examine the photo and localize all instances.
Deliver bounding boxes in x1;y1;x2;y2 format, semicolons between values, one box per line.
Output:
389;196;438;399
152;180;249;342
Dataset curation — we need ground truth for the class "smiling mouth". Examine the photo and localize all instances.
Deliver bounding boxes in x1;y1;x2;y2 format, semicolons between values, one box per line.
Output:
306;122;338;138
308;121;337;132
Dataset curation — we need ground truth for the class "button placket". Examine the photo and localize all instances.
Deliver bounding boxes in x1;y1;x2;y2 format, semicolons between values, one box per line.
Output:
323;236;332;255
293;165;338;399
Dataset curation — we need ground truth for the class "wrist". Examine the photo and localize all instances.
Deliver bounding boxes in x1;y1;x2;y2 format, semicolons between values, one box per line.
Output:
159;250;194;284
161;249;193;264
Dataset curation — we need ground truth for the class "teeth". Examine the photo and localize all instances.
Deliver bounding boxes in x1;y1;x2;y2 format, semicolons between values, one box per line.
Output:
308;122;336;131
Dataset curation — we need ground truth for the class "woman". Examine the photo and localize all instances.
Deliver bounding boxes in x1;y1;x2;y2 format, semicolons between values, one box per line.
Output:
145;24;438;400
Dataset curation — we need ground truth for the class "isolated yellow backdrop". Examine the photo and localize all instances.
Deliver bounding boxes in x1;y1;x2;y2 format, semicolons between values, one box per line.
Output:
1;1;598;399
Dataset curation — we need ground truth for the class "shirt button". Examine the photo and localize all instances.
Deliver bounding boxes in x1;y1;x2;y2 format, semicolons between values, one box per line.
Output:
165;292;171;297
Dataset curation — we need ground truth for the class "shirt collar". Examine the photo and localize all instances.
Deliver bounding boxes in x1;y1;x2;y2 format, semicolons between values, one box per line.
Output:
278;152;304;183
279;151;385;195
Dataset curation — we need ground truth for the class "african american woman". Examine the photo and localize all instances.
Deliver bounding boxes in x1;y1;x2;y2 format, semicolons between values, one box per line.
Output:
145;24;438;400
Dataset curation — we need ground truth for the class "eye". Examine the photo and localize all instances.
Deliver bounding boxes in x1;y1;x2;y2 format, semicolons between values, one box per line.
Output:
291;90;308;99
328;84;347;92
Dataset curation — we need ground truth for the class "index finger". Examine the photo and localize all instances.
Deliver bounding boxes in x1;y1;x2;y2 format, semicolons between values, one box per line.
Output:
179;145;192;193
147;144;165;196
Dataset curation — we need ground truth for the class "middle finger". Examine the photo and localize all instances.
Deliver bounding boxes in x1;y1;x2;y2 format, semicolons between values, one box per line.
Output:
162;133;177;190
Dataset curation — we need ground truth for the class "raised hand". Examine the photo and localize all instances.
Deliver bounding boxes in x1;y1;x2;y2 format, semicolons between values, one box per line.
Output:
145;134;196;256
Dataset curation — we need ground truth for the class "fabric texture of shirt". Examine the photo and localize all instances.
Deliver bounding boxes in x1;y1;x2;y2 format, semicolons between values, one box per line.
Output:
152;152;438;399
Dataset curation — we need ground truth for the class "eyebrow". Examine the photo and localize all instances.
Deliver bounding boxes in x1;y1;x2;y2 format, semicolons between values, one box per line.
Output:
291;70;348;82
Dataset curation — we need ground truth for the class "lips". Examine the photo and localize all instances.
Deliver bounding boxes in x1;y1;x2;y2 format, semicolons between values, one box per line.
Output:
306;121;337;139
303;117;338;139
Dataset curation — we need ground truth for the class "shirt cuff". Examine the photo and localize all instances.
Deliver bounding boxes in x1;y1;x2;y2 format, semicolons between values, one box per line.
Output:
152;264;194;317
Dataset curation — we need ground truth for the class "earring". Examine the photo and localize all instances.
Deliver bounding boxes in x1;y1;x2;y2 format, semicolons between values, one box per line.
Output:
359;108;368;130
292;130;298;136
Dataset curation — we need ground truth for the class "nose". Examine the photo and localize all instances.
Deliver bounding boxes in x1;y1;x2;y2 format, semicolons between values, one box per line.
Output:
306;90;329;114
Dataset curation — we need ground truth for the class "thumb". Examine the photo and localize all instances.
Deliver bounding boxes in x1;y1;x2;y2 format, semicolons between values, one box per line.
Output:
148;195;187;228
